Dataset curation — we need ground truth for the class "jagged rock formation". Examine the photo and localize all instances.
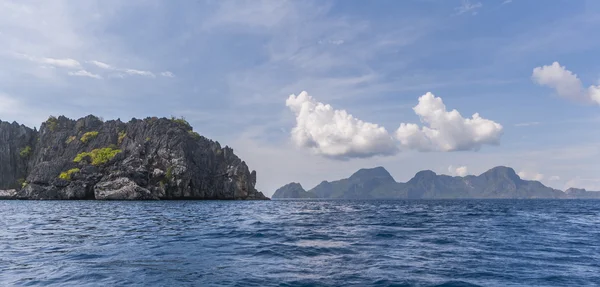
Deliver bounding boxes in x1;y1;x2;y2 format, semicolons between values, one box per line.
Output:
272;182;316;199
0;115;268;200
275;166;573;199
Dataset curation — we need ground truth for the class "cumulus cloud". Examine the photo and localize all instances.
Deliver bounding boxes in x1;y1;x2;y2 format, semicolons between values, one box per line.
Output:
68;70;102;79
286;91;397;159
518;170;544;181
448;165;469;176
395;92;503;152
532;62;600;105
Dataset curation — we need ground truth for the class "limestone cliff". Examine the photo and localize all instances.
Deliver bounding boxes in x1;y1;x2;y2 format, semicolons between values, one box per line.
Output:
0;115;268;200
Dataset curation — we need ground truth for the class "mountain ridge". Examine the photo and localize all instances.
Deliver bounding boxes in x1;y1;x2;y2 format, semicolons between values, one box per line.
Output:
274;166;594;199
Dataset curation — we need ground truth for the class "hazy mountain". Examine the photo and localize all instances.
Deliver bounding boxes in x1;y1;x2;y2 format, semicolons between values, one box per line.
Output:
565;188;600;199
272;183;316;199
274;166;571;199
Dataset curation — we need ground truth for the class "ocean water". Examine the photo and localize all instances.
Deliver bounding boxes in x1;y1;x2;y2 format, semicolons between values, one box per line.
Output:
1;200;599;287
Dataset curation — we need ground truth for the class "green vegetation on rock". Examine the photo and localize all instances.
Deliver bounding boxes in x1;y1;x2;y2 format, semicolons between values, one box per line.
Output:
59;168;80;181
19;146;32;158
188;130;201;140
74;147;122;166
80;131;99;143
17;178;27;189
66;136;77;144
118;131;127;144
171;116;191;129
46;116;58;131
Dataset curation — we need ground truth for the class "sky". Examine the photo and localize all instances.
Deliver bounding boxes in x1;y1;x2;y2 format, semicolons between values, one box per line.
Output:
1;0;600;196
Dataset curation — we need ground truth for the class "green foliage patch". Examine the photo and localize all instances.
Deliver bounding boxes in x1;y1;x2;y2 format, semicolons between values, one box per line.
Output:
80;131;99;143
188;130;201;140
74;147;122;166
66;136;77;144
59;168;80;181
19;146;32;158
47;116;58;132
118;131;127;145
170;116;191;129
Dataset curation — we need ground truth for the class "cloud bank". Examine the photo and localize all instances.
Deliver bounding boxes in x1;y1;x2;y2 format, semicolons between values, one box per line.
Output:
396;92;503;152
286;91;504;159
286;91;398;159
532;62;600;105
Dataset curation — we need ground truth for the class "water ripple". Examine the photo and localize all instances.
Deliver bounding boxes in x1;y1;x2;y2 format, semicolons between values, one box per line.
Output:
1;200;599;286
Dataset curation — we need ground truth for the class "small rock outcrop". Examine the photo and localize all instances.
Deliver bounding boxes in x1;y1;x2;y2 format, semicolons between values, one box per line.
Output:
272;182;316;199
565;188;600;199
0;115;268;200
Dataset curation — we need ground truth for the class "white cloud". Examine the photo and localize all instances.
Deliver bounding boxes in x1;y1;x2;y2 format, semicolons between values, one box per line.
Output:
124;69;155;77
161;71;175;78
455;0;482;15
515;121;540;127
286;91;398;159
518;170;544;181
89;60;113;70
532;62;600;104
549;175;560;181
395;92;503;152
502;0;513;4
448;165;469;176
68;70;102;79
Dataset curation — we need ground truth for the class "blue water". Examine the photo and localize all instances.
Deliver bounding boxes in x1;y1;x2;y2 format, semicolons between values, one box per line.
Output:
1;200;599;287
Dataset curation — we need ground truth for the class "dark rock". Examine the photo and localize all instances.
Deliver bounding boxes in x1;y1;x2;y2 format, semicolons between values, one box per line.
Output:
0;115;268;200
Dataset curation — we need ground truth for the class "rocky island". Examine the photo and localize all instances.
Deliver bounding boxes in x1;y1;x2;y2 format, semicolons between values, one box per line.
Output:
0;115;268;200
273;166;600;199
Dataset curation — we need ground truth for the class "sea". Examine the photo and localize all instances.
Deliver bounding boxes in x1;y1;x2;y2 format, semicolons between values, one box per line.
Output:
1;199;599;287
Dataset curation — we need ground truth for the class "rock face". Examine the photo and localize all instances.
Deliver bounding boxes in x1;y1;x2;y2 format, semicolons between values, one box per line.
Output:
272;183;316;199
274;166;570;199
0;115;268;200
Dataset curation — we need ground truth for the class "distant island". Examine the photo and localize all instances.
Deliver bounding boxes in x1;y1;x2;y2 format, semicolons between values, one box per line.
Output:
0;115;268;200
273;166;600;199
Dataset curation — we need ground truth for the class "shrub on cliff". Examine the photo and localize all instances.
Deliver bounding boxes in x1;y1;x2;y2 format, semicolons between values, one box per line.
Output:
188;130;201;140
66;136;77;144
170;116;191;130
80;131;99;143
46;116;58;131
19;146;32;158
118;131;127;144
59;168;80;181
74;147;122;166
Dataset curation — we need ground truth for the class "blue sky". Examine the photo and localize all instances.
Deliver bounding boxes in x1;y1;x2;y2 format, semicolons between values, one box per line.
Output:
1;0;600;195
